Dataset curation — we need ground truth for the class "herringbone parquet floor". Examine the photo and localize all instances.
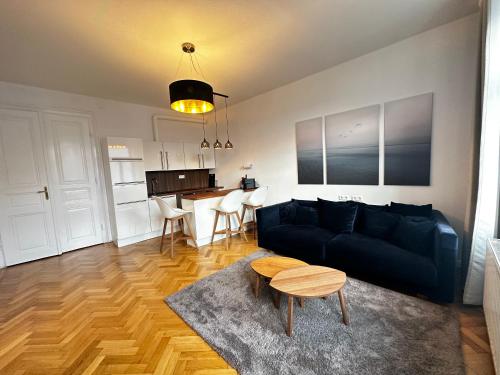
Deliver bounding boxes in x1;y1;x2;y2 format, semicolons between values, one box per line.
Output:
0;235;494;374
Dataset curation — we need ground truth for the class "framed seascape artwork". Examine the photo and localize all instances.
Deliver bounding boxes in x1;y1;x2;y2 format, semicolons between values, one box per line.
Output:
384;93;433;186
325;105;380;185
296;117;324;184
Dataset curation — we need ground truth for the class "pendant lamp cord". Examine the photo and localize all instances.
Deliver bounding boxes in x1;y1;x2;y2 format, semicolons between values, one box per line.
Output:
224;97;230;139
202;113;206;138
214;104;219;139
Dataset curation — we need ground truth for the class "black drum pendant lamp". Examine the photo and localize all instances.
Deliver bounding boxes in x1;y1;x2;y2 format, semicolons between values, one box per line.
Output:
169;43;214;114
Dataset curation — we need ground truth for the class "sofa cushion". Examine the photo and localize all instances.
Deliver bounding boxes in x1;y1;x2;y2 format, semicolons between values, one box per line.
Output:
326;232;438;288
388;202;433;218
294;205;320;226
359;209;401;240
262;224;335;264
279;202;297;224
292;198;319;209
317;198;358;234
390;216;435;257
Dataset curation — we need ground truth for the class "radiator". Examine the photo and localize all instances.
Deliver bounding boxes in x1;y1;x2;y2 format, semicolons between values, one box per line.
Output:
484;239;500;374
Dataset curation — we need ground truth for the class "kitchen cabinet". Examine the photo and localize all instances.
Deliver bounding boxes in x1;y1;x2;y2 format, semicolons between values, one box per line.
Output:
143;141;164;171
110;160;146;184
164;142;186;170
107;137;144;160
201;148;216;169
115;200;150;239
184;143;203;169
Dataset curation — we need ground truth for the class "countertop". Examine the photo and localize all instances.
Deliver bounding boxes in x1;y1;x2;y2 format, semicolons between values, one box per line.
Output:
182;188;256;201
149;186;224;198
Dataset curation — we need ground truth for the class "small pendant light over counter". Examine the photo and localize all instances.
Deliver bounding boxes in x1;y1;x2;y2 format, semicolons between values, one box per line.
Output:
224;97;233;149
200;113;210;149
213;104;223;149
169;43;214;114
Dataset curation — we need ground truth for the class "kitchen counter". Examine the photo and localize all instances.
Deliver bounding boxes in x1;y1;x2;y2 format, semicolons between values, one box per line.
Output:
182;188;256;201
149;186;224;198
181;188;255;247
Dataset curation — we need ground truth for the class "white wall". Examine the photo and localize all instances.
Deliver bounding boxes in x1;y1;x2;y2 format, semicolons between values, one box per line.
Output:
216;14;480;243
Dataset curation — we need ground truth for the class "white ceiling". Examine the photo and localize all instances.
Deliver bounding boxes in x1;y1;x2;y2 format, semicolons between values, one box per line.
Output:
0;0;478;108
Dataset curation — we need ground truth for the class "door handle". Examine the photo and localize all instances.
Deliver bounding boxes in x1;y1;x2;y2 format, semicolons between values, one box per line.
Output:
165;152;169;169
202;154;205;168
36;186;49;200
198;154;201;168
160;151;164;169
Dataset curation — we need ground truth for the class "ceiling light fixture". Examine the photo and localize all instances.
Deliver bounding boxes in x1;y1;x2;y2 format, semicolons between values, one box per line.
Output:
213;105;222;150
224;97;233;149
169;42;214;114
201;113;210;149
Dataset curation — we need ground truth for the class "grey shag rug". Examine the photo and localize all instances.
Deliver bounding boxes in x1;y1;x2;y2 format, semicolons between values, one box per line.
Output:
165;250;464;375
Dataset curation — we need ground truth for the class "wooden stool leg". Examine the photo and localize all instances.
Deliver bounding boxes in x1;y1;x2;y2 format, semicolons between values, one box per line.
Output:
225;213;230;251
241;205;247;231
287;296;294;336
170;219;174;258
159;218;167;253
299;297;304;308
210;211;219;244
255;274;260;298
338;288;349;325
235;211;248;241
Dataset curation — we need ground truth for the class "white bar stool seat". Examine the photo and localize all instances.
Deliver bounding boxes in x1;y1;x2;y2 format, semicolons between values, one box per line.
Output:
210;189;248;250
153;196;198;257
241;186;268;239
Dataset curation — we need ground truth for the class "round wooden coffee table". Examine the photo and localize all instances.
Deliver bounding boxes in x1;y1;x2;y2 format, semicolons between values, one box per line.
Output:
250;256;308;301
270;265;349;336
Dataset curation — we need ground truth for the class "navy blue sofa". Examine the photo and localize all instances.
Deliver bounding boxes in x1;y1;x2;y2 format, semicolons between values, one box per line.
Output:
256;199;458;303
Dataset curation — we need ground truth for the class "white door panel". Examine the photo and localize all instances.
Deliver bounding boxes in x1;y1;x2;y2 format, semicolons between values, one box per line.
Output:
163;142;185;170
143;141;164;171
201;148;216;169
0;109;58;265
43;112;103;252
184;143;202;169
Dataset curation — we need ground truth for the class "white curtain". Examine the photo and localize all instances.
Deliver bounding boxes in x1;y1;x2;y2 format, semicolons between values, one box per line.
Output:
463;0;500;305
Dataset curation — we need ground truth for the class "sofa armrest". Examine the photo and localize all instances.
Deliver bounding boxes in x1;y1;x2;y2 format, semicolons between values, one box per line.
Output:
430;210;459;302
256;201;289;247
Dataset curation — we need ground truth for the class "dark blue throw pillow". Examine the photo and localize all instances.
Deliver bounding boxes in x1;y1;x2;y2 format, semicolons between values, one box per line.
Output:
317;198;358;234
279;202;297;224
294;205;320;226
390;216;436;257
388;202;433;218
292;198;319;209
360;209;400;240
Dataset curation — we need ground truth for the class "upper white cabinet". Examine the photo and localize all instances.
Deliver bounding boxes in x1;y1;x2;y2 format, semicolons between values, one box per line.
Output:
164;142;186;170
184;143;202;169
107;137;143;160
143;141;164;171
143;141;215;171
201;148;216;169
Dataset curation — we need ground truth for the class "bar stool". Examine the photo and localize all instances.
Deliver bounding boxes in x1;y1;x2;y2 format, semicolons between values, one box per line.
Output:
210;189;248;250
241;186;268;239
153;197;198;257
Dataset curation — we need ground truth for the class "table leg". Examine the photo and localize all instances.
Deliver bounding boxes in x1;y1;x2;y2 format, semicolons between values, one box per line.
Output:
287;295;294;336
273;290;281;309
299;297;304;308
255;274;260;298
338;288;349;325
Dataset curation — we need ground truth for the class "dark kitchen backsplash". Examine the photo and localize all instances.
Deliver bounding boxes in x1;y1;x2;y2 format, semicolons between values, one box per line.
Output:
146;169;209;196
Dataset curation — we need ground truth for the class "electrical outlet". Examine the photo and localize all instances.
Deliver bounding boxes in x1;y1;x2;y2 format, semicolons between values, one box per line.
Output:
352;195;363;202
178;174;185;179
337;194;350;201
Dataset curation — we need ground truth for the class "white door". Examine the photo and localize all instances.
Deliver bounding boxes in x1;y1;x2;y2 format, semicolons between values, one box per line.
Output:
143;141;164;171
0;109;58;265
163;142;185;170
183;143;202;169
43;112;103;252
201;148;216;169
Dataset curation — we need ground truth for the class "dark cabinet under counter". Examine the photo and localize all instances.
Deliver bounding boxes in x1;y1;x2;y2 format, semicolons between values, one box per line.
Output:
146;169;211;197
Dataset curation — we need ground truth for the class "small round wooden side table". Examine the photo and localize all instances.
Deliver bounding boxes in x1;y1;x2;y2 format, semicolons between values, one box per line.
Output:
270;265;349;336
250;256;308;306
